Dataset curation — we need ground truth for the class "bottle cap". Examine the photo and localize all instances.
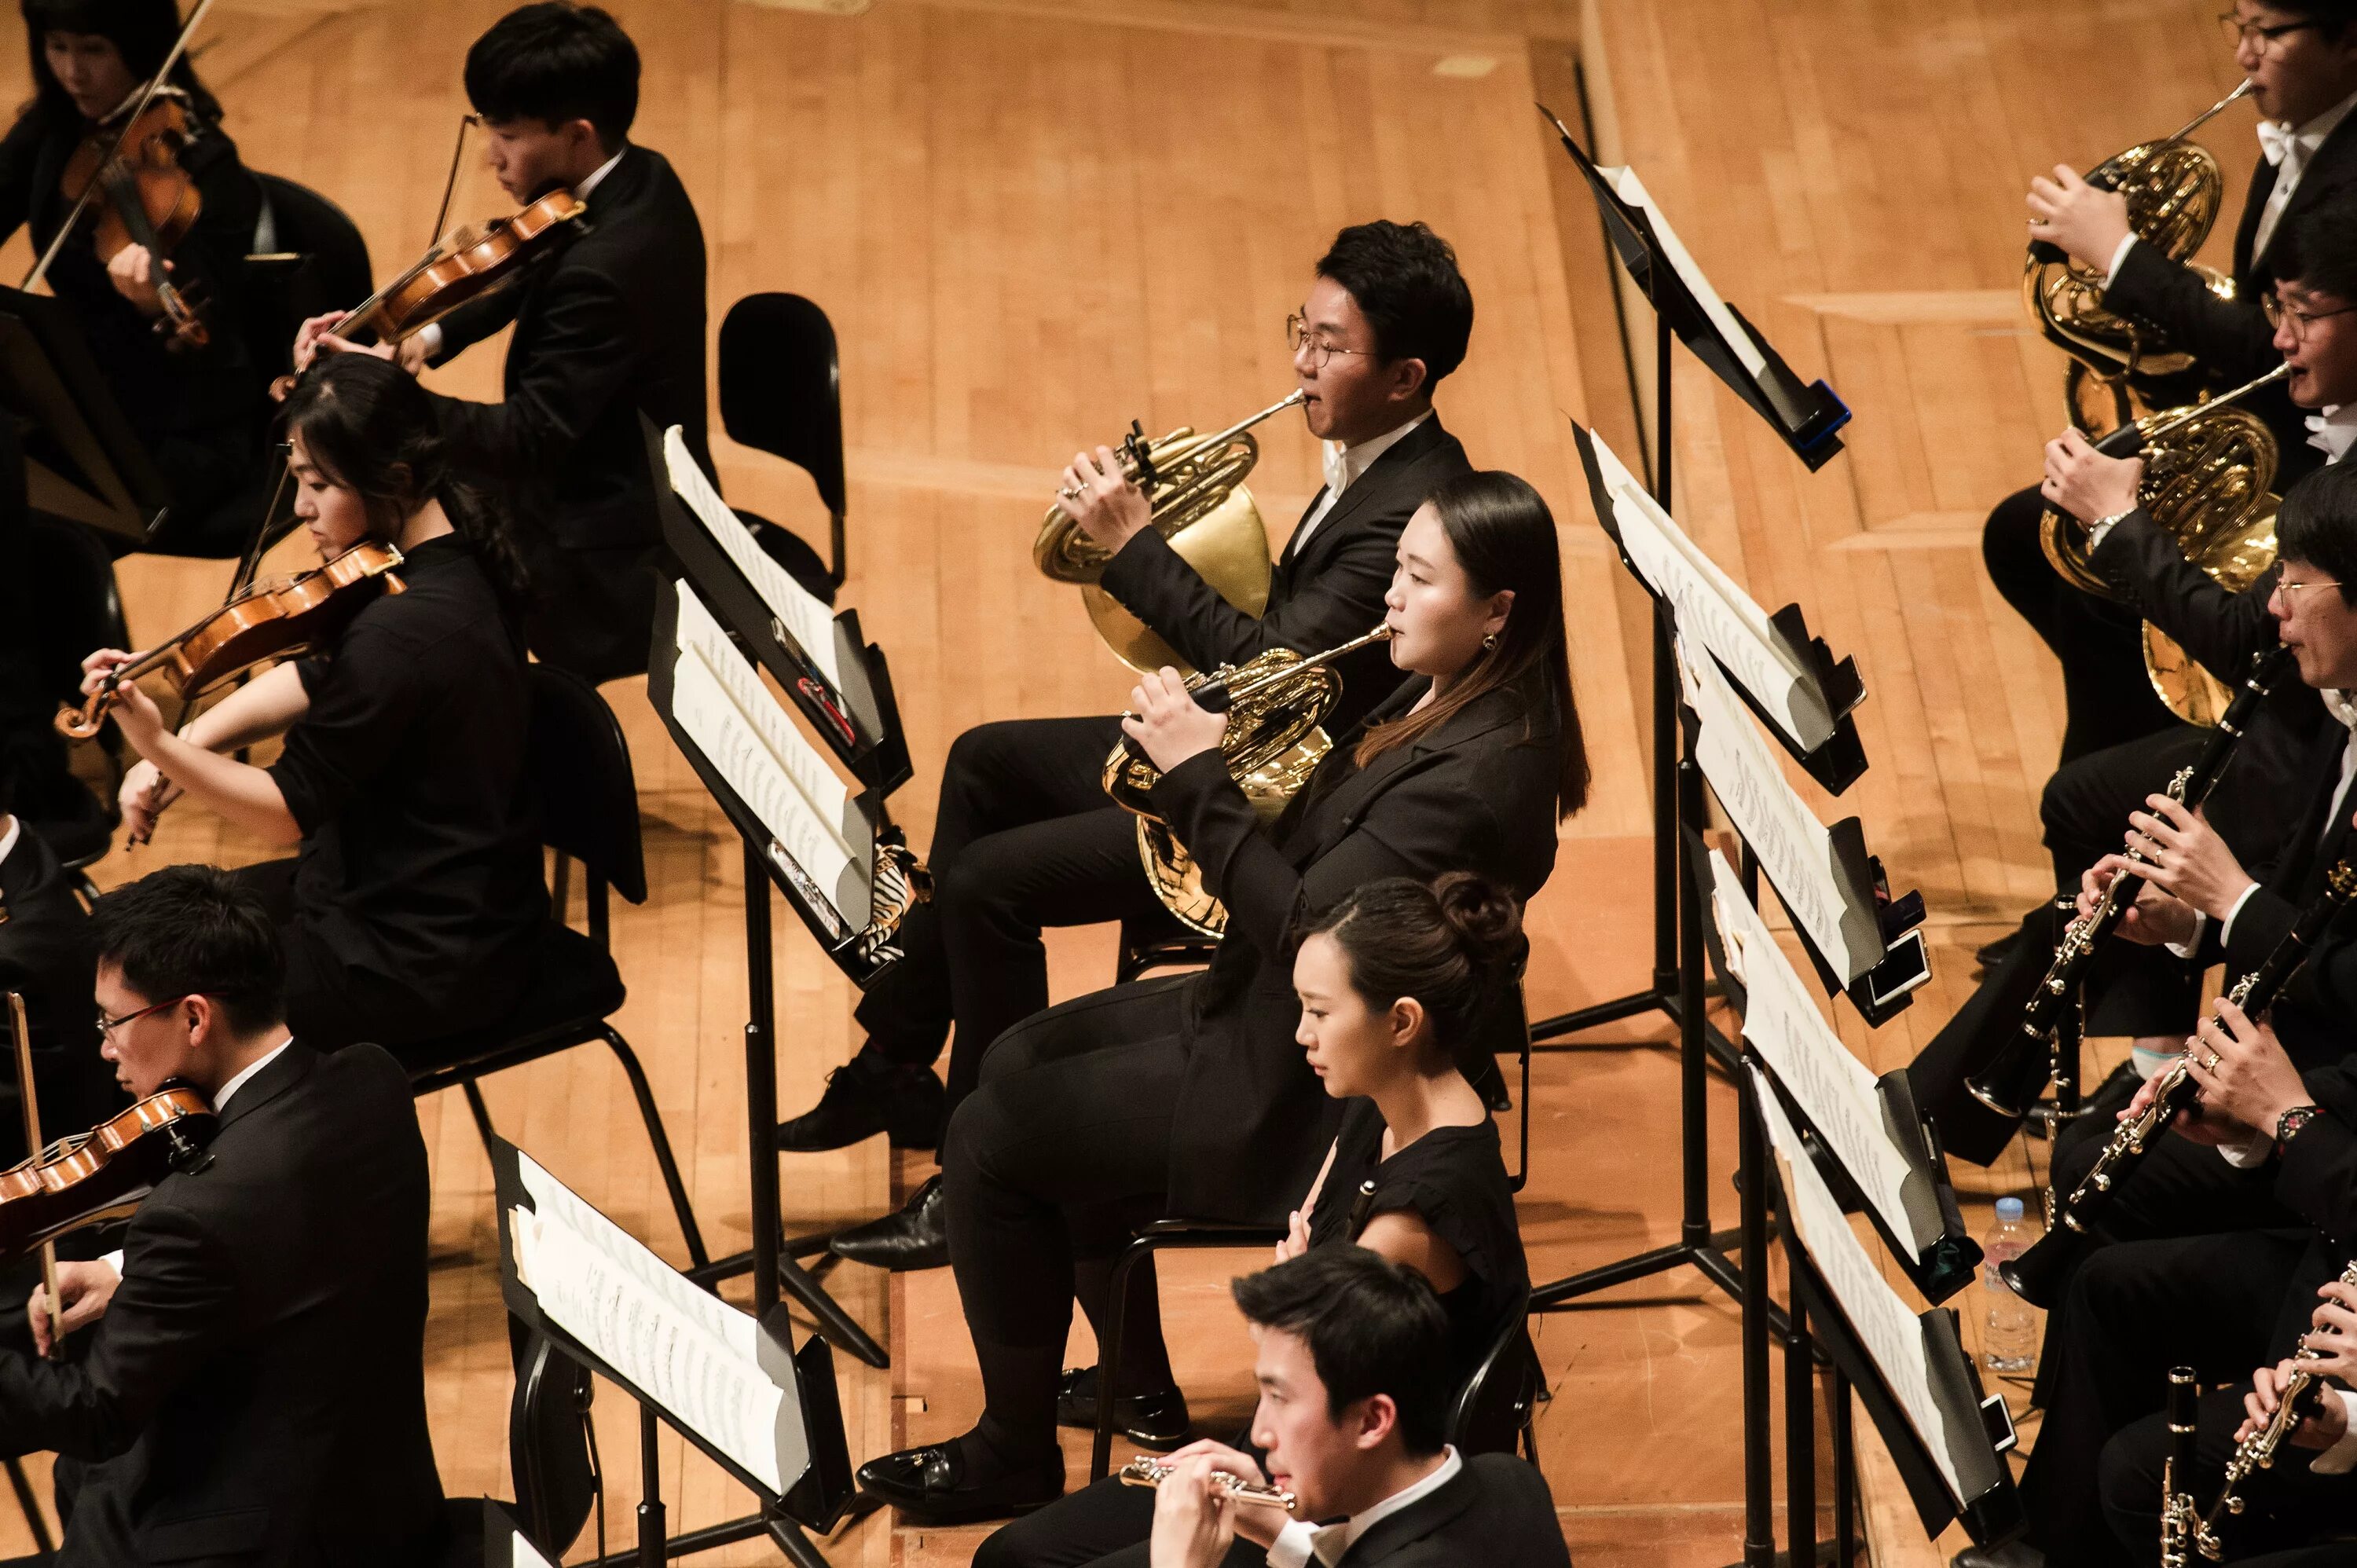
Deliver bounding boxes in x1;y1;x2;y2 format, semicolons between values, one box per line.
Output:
1996;1196;2024;1222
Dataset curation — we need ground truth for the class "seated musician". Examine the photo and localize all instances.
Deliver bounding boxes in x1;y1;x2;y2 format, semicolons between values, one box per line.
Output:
998;1248;1567;1568
795;222;1479;1274
1989;0;2357;771
1912;211;2357;1167
78;354;546;1054
297;2;711;685
854;470;1586;1524
0;864;443;1568
0;757;112;1160
976;871;1534;1565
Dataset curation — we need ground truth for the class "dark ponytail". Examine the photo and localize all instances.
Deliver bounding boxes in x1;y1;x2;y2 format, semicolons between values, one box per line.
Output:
1301;872;1525;1076
278;354;529;609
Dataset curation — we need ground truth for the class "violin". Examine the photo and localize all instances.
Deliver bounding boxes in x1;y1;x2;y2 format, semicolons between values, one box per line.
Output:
58;90;210;350
0;1083;218;1266
56;540;407;740
343;188;585;345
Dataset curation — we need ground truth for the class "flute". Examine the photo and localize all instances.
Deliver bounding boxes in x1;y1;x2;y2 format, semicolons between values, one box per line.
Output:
1118;1456;1298;1512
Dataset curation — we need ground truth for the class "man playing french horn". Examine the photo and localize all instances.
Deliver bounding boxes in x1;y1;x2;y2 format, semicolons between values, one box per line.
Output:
781;221;1476;1273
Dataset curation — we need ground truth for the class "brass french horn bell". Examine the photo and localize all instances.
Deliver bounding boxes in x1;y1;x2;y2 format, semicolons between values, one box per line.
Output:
1036;392;1303;672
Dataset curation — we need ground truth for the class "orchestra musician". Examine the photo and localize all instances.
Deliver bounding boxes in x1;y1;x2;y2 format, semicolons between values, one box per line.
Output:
0;865;443;1568
1992;0;2357;768
797;222;1479;1273
977;871;1534;1565
296;1;711;685
78;354;546;1055
852;470;1587;1525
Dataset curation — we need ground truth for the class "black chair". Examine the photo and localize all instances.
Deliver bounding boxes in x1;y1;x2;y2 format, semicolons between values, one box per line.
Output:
717;292;846;604
1113;908;1220;986
402;665;710;1270
1446;1286;1545;1462
246;172;373;377
21;513;128;881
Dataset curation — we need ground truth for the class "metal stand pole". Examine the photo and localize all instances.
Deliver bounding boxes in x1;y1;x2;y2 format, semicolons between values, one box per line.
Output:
1785;1284;1816;1566
1738;1064;1775;1568
637;1408;665;1568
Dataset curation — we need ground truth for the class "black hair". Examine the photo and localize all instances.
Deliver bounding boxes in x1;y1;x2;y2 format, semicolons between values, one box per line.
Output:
1354;469;1591;819
89;864;284;1035
1230;1247;1453;1455
20;0;221;125
1299;872;1523;1079
278;354;529;606
2267;0;2357;30
2272;199;2357;304
1315;221;1475;393
464;2;639;153
2276;460;2357;606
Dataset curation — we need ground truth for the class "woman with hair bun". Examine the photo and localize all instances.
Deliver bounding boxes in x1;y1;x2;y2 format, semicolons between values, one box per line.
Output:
78;353;547;1053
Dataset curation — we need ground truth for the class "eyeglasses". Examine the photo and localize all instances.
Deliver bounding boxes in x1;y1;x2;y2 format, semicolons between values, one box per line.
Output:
2265;292;2357;335
1287;313;1373;369
2276;577;2346;599
95;996;182;1038
2218;10;2320;53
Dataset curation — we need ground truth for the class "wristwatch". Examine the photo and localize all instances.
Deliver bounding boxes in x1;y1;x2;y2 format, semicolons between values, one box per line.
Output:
2085;508;2135;544
2276;1103;2325;1160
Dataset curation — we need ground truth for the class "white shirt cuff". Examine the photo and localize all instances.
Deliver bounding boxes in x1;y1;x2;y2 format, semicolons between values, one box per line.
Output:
2102;232;2139;288
2087;512;2123;551
101;1249;123;1279
2216;1124;2275;1167
2220;882;2263;947
416;323;444;361
1266;1520;1318;1568
2311;1390;2357;1473
2166;909;2210;962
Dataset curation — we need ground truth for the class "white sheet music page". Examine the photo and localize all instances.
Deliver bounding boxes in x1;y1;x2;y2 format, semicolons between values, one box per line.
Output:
1604;166;1769;381
1750;1068;1967;1502
1709;850;1918;1259
509;1151;790;1495
663;425;845;694
509;1531;555;1568
670;583;874;931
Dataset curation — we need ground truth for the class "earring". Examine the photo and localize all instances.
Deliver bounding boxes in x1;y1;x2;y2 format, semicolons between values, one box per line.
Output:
1482;633;1498;650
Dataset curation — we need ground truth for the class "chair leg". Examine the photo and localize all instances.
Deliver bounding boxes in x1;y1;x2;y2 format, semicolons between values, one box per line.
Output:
1092;1234;1159;1483
602;1026;712;1270
1511;1031;1532;1193
461;1079;500;1160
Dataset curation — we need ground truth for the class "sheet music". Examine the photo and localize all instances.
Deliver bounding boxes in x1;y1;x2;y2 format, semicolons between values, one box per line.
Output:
1604;165;1769;380
1585;429;1827;751
671;583;874;931
1680;642;1865;979
663;426;845;695
509;1531;554;1568
1750;1068;1968;1503
510;1151;790;1494
1709;851;1919;1260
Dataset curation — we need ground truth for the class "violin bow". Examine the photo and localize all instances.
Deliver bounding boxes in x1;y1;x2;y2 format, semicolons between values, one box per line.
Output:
317;113;478;343
4;993;60;1356
24;0;222;291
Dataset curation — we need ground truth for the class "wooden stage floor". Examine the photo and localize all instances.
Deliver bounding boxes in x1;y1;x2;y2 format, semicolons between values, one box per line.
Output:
0;0;2250;1559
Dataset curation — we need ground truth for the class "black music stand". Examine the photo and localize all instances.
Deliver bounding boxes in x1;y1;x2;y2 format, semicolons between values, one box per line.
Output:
493;1136;856;1568
0;284;168;544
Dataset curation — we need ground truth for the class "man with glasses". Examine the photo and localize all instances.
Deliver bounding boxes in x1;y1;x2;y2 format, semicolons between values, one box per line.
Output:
784;221;1475;1279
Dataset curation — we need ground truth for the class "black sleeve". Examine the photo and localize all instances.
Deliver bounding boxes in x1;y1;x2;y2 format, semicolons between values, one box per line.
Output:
2102;241;2280;386
266;621;428;836
170;134;264;363
424;264;635;477
0;1201;240;1461
426;284;526;364
0;112;46;251
2090;510;2278;684
1097;515;1396;670
2276;1069;2357;1247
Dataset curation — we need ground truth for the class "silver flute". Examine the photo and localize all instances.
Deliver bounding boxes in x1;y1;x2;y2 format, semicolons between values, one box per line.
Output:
1118;1456;1298;1512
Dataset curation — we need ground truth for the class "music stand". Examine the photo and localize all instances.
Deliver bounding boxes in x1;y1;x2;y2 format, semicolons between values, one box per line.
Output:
493;1136;856;1568
0;284;168;544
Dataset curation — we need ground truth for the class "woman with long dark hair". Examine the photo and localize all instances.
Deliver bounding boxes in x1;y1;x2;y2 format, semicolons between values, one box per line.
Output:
857;468;1586;1524
77;353;546;1053
0;0;277;552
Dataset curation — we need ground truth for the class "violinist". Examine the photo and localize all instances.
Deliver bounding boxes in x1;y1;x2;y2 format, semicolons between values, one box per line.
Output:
297;2;712;684
0;864;445;1568
77;354;545;1056
0;0;273;555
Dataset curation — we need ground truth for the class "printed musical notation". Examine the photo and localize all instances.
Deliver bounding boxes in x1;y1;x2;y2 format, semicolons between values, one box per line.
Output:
662;426;845;696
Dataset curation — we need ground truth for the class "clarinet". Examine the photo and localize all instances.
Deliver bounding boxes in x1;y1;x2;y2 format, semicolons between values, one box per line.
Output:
2195;1259;2357;1559
2002;853;2357;1307
1967;645;2296;1121
2161;1367;2198;1568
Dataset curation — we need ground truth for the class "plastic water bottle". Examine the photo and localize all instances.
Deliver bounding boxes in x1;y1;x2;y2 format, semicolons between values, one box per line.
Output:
1981;1196;2037;1374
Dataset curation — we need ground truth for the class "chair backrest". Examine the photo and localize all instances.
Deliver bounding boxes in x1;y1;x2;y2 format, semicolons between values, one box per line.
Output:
718;293;847;521
247;173;374;374
1446;1286;1541;1457
23;514;126;700
522;664;648;905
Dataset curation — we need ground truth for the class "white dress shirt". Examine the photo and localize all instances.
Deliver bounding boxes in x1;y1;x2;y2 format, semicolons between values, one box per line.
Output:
102;1039;294;1279
1265;1447;1461;1568
0;813;19;870
2104;87;2357;286
413;145;628;362
1288;412;1429;559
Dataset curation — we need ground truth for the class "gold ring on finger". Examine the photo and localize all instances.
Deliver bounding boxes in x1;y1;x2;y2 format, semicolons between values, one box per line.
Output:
2202;1052;2222;1071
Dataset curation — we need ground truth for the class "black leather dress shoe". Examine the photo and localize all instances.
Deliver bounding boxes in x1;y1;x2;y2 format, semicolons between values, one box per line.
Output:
829;1174;949;1270
1055;1365;1192;1449
1950;1542;2043;1568
776;1057;945;1152
856;1440;1062;1525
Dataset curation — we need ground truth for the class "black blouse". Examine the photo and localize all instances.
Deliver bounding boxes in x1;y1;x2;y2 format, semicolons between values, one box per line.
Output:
1307;1097;1528;1384
266;535;546;1028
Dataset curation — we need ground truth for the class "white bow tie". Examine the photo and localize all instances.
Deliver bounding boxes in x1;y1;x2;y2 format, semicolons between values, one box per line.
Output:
2260;118;2299;167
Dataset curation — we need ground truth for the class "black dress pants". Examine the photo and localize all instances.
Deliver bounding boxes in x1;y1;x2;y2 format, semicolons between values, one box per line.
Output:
975;1476;1260;1568
857;716;1171;1110
2022;1228;2315;1566
1985;484;2179;767
944;977;1195;1460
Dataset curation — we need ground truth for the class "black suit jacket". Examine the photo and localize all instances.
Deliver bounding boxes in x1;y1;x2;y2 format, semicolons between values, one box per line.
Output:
427;144;712;679
1336;1453;1571;1567
0;823;110;1157
1098;414;1472;735
2106;112;2357;466
1149;676;1562;1220
0;1042;443;1567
